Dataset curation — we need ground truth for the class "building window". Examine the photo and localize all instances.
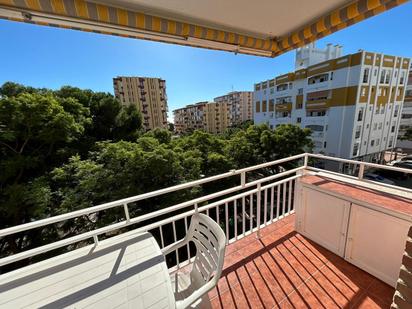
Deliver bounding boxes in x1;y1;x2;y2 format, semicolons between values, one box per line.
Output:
308;73;329;85
306;125;324;132
262;100;267;112
307;90;330;101
374;68;378;76
394;105;399;117
373;123;377;130
307;110;326;117
362;68;369;83
391;121;396;133
388;136;393;148
357;108;364;121
353;143;359;156
276;111;290;118
378;122;382;130
376;139;380;146
269;99;275;112
324;141;327;148
330;72;334;80
355;125;361;139
400;71;405;84
255;101;260;113
371;140;375;147
385;70;391;84
276;96;292;103
297;117;302;123
298;88;303;95
277;84;288;91
380;69;386;84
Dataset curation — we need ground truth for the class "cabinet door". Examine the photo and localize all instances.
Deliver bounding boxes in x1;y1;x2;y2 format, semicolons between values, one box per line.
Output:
345;204;410;287
299;188;351;257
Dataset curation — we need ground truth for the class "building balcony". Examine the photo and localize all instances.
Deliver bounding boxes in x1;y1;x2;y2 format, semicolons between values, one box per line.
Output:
1;153;411;308
311;131;324;138
207;213;395;308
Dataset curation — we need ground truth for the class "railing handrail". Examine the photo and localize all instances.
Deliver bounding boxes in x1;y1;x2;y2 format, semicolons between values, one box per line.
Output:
2;152;412;239
0;153;306;237
307;153;412;175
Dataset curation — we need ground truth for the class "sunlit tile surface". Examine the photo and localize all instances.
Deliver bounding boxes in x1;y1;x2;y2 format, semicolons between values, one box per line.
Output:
208;214;394;308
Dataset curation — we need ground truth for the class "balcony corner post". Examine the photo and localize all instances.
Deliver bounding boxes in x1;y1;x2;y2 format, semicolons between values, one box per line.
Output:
303;153;309;168
358;163;365;180
257;183;261;239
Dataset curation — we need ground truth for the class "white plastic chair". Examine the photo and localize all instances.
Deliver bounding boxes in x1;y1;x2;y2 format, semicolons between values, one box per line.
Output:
162;213;226;309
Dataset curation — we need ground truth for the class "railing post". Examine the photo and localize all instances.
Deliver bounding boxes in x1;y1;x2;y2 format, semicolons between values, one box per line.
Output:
123;204;130;223
257;183;261;238
240;171;246;188
358;163;365;180
93;235;99;245
303;153;309;168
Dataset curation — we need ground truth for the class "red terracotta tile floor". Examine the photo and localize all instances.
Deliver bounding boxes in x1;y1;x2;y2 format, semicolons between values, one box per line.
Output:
208;214;395;309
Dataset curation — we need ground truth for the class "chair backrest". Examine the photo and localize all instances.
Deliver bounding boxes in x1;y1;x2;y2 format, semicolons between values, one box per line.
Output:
187;213;226;285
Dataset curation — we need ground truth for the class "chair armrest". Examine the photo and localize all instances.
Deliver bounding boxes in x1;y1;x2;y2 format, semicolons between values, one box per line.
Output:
161;238;188;256
175;279;217;309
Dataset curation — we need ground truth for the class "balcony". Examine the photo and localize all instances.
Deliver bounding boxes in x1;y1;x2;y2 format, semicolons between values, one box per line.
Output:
1;153;411;308
207;214;395;308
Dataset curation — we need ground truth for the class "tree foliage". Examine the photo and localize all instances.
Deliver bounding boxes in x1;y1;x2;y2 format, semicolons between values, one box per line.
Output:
0;82;313;264
401;127;412;141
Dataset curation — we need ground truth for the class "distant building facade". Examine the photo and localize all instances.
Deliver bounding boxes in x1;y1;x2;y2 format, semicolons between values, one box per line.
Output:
214;91;254;126
397;67;412;151
113;76;168;131
254;43;411;161
204;101;229;134
173;102;207;134
173;91;253;134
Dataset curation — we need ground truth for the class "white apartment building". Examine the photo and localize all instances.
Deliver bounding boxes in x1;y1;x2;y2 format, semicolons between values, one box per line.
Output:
213;91;254;126
254;44;411;162
397;67;412;151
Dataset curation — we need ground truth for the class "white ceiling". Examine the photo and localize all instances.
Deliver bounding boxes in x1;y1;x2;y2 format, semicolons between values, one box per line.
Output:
94;0;352;38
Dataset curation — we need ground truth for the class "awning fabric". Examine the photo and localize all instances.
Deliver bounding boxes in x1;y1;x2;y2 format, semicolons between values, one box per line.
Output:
0;0;408;57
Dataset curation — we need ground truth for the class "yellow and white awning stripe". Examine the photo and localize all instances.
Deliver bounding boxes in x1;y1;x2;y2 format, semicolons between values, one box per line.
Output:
275;0;409;55
0;0;408;57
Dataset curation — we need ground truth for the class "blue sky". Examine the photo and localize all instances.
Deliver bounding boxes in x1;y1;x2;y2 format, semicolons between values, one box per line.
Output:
1;2;412;119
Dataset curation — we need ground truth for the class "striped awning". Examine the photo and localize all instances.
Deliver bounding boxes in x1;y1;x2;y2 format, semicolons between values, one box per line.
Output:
0;0;408;57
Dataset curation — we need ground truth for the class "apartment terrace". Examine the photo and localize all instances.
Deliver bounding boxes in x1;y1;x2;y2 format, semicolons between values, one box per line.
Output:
208;215;395;308
1;153;411;308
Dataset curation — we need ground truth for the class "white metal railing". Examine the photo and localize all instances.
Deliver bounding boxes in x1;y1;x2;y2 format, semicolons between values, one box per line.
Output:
1;152;411;270
0;153;306;268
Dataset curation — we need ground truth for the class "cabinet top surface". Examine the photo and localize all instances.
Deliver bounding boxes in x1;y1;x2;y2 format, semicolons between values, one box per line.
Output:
301;175;412;218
